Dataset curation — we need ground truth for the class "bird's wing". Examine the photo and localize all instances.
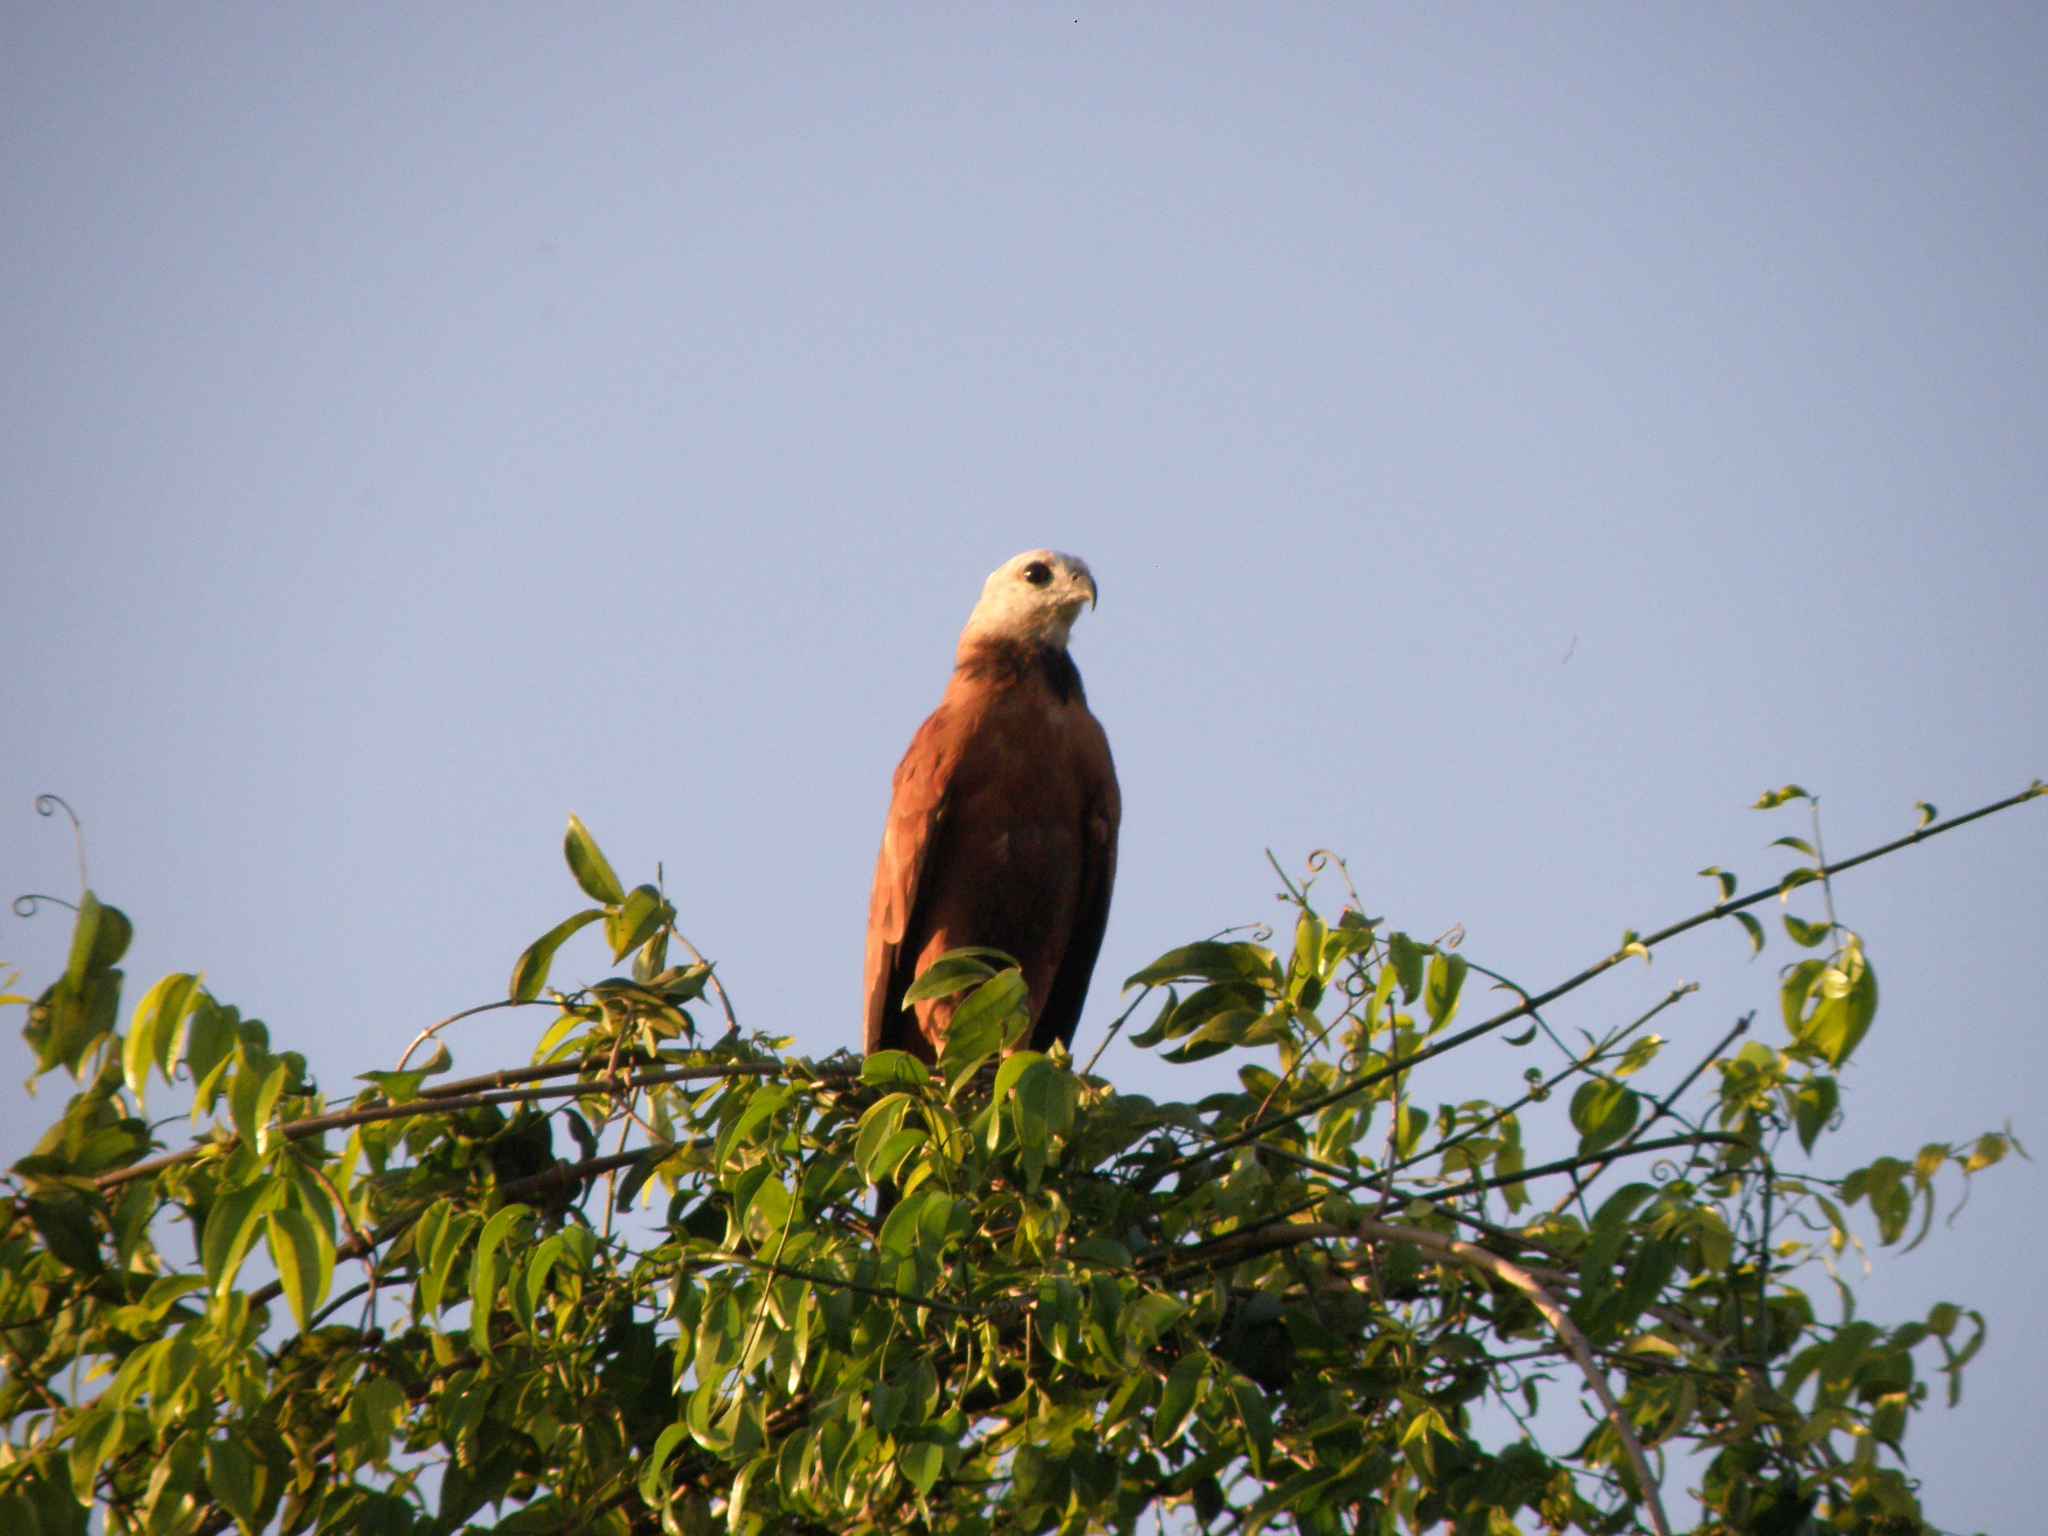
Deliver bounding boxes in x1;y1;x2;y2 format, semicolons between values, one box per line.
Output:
1033;710;1121;1051
862;704;962;1056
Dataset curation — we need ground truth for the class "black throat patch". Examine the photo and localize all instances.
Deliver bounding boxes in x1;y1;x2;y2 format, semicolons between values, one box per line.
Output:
959;639;1087;706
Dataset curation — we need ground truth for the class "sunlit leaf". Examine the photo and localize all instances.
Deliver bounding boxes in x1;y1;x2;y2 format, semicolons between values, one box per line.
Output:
564;814;625;905
1782;912;1833;948
202;1182;280;1300
469;1203;532;1356
860;1050;931;1089
1124;941;1281;991
1753;784;1813;809
898;1440;944;1495
123;972;201;1106
1387;932;1425;1003
606;883;668;963
508;908;604;1003
266;1206;331;1329
1424;951;1466;1028
904;948;1014;1004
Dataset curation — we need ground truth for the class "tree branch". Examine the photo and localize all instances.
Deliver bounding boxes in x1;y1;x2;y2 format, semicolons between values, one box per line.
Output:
94;1059;850;1193
1184;1216;1673;1536
1160;782;2045;1179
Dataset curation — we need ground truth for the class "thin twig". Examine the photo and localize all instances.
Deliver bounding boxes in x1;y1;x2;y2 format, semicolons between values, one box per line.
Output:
394;998;553;1072
1081;986;1153;1077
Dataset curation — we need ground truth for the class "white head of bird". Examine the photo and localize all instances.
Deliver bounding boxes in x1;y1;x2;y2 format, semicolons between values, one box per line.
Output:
959;549;1099;650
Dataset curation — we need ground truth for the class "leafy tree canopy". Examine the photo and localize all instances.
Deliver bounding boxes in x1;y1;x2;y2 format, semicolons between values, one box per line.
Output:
2;785;2041;1535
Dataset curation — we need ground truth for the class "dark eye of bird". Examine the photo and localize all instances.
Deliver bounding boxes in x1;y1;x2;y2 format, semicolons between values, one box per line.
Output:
1023;561;1053;586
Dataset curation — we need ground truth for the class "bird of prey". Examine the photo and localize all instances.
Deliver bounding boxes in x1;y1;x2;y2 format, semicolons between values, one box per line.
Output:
863;549;1120;1063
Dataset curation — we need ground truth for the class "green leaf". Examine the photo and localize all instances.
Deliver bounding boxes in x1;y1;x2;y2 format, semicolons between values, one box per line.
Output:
1777;867;1822;901
123;972;201;1106
338;1377;407;1471
740;1173;793;1248
253;1059;291;1153
1387;932;1425;1003
728;1452;768;1532
186;1000;236;1114
1581;1183;1658;1284
205;1435;263;1529
719;1082;793;1161
520;1233;577;1328
229;1055;291;1153
1753;784;1813;810
1783;912;1833;948
899;1440;944;1495
66;1404;126;1504
992;1049;1051;1105
1697;866;1738;903
1914;800;1938;828
1734;911;1766;955
1223;1371;1275;1476
1800;945;1879;1067
1287;910;1328;1006
916;1191;960;1252
508;908;604;1002
419;1205;474;1318
1136;982;1267;1047
903;948;1014;1004
1780;958;1826;1036
63;890;105;992
854;1093;912;1181
639;1422;691;1505
265;1206;332;1329
357;1041;452;1101
865;1127;926;1187
860;1050;931;1089
1120;1291;1187;1355
469;1204;532;1356
606;883;668;964
203;1181;281;1301
1155;1350;1205;1444
1126;986;1181;1048
28;1194;104;1275
1569;1080;1641;1155
939;969;1030;1087
879;1187;934;1255
564;814;626;905
1788;1074;1839;1153
1124;941;1281;991
1424;951;1466;1028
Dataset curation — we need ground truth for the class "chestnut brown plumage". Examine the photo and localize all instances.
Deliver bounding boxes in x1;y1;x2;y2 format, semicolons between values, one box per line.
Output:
863;549;1121;1062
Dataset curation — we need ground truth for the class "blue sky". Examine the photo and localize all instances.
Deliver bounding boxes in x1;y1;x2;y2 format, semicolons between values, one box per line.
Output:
4;6;2043;1529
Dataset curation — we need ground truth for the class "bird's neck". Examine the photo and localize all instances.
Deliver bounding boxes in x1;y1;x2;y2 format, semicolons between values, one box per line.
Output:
953;636;1086;706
